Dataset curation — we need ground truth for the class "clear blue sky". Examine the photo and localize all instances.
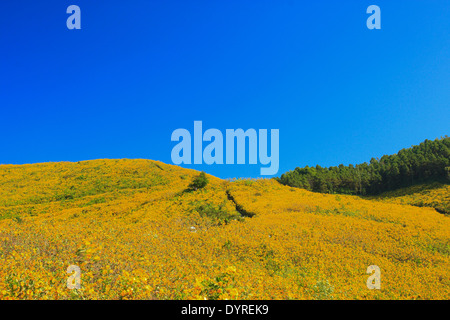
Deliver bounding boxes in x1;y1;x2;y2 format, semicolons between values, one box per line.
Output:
1;1;449;178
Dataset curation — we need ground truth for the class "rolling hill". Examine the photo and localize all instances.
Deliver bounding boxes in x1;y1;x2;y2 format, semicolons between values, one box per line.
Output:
0;159;449;300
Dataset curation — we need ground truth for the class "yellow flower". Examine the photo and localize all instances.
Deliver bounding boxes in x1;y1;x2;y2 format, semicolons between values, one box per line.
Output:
226;266;237;274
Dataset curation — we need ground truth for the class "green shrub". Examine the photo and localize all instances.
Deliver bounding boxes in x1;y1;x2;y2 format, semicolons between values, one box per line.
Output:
188;172;209;191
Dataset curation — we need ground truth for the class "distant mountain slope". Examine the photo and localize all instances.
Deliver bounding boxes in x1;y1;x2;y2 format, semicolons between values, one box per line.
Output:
0;159;449;300
278;137;450;195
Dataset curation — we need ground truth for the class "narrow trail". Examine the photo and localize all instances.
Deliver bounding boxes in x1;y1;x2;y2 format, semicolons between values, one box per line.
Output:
225;190;256;218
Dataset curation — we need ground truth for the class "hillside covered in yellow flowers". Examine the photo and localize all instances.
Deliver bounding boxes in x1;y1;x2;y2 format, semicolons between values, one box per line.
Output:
0;159;449;300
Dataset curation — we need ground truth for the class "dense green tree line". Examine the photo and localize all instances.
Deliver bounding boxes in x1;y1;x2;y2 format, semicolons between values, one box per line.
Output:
277;137;450;195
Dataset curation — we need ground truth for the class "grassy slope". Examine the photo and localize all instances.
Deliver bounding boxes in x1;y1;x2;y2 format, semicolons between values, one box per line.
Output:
368;182;450;214
0;159;449;300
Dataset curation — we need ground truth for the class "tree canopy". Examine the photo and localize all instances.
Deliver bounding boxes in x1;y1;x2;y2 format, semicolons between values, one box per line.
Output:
277;137;450;195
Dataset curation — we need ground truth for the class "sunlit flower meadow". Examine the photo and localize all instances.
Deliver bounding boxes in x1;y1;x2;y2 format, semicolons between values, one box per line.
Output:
0;160;448;299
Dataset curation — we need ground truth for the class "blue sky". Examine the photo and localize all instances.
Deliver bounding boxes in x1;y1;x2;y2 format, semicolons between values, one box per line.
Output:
1;1;449;178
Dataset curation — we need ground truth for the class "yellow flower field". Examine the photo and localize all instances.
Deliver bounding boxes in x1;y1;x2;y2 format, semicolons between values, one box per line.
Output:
0;159;449;299
369;182;450;215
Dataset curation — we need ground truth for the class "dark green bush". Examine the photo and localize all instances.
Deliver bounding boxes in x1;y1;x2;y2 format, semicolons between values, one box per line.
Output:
188;172;209;191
